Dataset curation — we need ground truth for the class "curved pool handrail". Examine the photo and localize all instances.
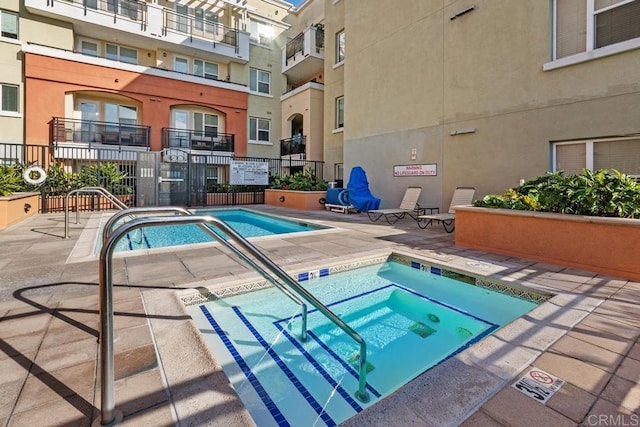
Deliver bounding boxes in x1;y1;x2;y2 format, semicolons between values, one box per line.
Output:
102;206;308;341
97;214;370;425
64;186;128;238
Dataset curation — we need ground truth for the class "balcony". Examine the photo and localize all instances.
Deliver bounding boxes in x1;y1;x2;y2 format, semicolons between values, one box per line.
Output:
25;0;250;63
282;25;324;85
280;135;306;160
162;128;235;153
51;117;150;149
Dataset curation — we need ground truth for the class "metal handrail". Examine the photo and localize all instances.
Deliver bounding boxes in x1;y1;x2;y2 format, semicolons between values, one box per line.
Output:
64;187;128;238
102;207;308;340
97;215;370;424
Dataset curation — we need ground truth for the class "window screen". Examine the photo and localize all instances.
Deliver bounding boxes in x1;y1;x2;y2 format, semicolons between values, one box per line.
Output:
595;0;640;48
555;143;586;174
555;0;587;59
594;139;640;176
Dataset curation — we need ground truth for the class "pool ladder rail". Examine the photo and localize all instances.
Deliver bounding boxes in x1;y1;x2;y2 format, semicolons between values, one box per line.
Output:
64;186;128;239
96;208;371;426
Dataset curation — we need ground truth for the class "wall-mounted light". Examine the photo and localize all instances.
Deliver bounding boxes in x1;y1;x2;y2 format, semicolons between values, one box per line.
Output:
450;128;477;136
411;148;417;160
450;5;475;20
114;78;119;83
163;52;167;57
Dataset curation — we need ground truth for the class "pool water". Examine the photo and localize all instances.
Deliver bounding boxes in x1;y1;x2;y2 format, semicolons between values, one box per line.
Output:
187;260;541;427
100;208;327;252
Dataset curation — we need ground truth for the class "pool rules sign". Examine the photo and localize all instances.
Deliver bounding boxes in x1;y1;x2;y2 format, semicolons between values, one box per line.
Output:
230;160;269;185
512;368;565;404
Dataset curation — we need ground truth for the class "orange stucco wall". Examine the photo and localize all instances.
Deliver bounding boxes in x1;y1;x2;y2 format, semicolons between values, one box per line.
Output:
455;207;640;282
0;193;40;230
264;189;327;210
24;53;248;156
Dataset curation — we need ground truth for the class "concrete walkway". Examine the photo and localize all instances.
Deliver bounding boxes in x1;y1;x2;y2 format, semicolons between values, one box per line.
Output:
0;206;638;426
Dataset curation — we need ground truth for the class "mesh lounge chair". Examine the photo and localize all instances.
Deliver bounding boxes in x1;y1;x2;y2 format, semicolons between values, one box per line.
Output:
416;187;475;233
367;187;423;224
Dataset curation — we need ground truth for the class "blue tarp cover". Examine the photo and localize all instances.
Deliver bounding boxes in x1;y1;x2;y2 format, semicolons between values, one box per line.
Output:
346;166;381;212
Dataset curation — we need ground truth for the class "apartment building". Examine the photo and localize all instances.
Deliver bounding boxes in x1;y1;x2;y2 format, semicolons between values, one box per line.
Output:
340;0;640;209
3;0;639;211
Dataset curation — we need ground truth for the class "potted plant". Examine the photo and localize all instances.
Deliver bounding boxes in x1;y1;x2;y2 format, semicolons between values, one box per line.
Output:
264;171;329;210
454;169;640;281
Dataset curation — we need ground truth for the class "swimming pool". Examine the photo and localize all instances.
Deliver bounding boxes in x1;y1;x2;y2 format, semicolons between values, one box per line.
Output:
186;256;550;427
99;208;328;253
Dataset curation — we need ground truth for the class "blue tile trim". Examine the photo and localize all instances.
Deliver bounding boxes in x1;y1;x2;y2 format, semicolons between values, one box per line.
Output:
305;330;381;398
199;306;289;427
275;323;364;415
298;272;309;282
232;307;336;427
410;261;421;269
430;266;441;275
319;268;330;277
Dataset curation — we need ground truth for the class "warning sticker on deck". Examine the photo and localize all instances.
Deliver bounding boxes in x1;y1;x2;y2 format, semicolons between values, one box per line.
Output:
511;368;565;404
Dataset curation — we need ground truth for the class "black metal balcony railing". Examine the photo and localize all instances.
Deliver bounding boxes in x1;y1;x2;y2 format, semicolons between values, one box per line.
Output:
280;135;306;157
51;117;151;149
70;0;147;29
162;128;235;153
285;26;324;65
163;10;238;52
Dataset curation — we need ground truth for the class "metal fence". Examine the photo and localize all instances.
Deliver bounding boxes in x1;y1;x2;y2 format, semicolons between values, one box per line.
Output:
1;143;325;212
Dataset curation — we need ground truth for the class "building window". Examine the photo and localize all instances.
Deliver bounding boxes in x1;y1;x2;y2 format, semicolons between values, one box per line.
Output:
250;20;273;45
249;68;271;95
175;3;189;33
80;40;99;57
335;96;344;129
1;84;18;113
1;10;18;40
194;59;219;80
249;117;270;143
336;29;345;63
194;112;218;137
106;44;138;64
174;56;189;73
552;137;640;177
553;0;640;60
195;8;218;35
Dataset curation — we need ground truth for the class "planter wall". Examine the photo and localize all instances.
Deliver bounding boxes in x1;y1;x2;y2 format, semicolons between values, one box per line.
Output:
264;189;327;210
0;192;40;230
455;206;640;282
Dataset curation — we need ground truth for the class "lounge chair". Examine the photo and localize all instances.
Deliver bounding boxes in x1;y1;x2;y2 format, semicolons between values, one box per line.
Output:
367;187;424;224
416;187;475;233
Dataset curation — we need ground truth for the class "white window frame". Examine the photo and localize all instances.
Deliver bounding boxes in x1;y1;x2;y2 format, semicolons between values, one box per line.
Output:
250;19;273;45
194;59;219;80
79;38;100;57
249;68;271;95
174;56;189;74
106;43;138;64
194;112;219;137
249;117;271;145
335;29;345;64
1;9;18;40
1;83;19;115
552;136;640;177
335;96;344;130
545;0;640;70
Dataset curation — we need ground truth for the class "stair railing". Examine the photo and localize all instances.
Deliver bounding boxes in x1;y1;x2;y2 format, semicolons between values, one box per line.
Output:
97;214;370;425
64;186;128;238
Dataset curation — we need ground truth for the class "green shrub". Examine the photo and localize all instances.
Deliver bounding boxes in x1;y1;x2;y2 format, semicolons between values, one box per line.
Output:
0;165;27;196
474;169;640;218
269;171;328;191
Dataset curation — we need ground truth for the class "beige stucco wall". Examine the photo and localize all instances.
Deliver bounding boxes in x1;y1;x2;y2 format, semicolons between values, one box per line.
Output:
322;0;344;182
281;83;324;161
342;0;640;210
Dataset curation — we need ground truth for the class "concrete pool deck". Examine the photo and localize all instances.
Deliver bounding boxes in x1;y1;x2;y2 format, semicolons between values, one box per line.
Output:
0;205;638;426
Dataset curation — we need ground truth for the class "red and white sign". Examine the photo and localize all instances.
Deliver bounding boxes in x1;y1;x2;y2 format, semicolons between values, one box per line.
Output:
393;164;437;177
512;367;564;404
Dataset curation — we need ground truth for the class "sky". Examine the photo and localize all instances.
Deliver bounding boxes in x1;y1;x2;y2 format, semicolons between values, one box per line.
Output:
288;0;305;7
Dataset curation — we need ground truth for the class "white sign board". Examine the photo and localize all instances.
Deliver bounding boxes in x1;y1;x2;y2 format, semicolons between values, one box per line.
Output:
230;160;269;185
393;164;437;177
512;368;565;404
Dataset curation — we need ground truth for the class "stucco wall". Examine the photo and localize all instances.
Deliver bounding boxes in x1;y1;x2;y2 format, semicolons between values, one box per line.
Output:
342;0;640;209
